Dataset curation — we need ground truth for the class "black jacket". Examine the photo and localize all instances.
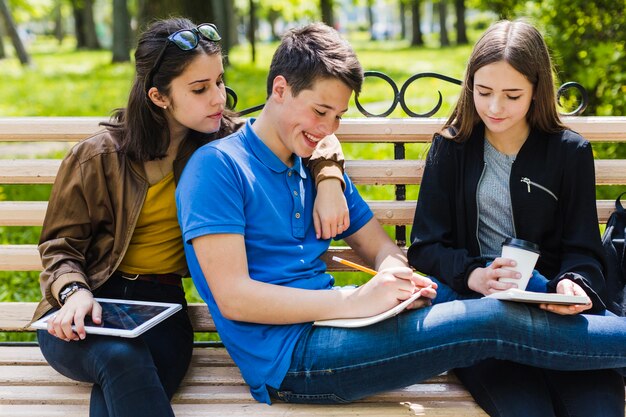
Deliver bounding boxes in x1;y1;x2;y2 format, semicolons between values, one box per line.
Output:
408;124;607;312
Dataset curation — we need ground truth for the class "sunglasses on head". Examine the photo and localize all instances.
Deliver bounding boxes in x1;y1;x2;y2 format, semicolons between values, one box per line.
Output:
147;23;222;93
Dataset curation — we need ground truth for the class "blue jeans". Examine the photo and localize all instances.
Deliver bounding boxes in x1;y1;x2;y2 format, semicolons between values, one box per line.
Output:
430;276;625;417
38;276;194;417
269;297;626;405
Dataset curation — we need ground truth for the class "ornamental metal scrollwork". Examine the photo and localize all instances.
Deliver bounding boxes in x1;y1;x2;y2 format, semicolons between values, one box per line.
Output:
556;82;587;116
229;72;588;118
354;71;400;117
397;72;462;118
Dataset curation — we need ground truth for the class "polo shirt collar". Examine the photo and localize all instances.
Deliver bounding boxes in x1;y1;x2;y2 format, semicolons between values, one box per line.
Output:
244;119;308;179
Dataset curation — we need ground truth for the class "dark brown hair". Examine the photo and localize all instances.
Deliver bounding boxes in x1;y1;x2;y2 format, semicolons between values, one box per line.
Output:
103;17;237;161
266;22;363;98
445;19;566;142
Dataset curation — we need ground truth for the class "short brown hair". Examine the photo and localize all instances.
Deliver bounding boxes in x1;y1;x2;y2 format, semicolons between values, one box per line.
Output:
266;23;363;98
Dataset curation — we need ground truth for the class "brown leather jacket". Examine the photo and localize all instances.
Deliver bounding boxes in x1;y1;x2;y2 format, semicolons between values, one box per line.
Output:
33;124;345;321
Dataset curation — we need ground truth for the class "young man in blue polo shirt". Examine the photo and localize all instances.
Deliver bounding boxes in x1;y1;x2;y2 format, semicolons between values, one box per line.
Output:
177;22;626;407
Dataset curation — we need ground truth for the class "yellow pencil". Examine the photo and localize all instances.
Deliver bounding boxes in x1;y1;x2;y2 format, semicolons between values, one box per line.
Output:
332;256;378;275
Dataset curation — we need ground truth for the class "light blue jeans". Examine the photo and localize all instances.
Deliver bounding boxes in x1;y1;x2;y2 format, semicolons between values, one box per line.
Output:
269;296;626;404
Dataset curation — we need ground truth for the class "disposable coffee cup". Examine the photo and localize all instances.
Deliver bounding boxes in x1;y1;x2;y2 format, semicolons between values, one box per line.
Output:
499;238;540;290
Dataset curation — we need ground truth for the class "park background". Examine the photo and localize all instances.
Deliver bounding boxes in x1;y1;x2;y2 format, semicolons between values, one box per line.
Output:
0;0;624;340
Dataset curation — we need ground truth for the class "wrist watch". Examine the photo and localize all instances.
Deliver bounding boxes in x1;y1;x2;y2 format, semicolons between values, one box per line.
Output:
58;282;90;305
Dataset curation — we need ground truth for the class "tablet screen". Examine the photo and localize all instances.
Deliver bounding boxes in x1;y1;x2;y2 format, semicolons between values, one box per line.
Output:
84;301;170;329
32;298;182;338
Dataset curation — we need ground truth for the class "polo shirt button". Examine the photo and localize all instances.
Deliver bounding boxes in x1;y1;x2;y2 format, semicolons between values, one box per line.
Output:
295;212;301;219
293;190;298;196
288;171;292;177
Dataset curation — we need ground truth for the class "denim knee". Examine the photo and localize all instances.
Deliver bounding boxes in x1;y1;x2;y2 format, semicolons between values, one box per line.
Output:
92;338;156;380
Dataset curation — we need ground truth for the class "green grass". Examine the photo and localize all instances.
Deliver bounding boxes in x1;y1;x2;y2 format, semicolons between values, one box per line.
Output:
0;34;472;118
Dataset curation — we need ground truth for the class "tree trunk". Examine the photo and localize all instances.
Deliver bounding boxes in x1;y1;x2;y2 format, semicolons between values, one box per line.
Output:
0;16;6;59
0;0;30;65
72;1;85;48
320;0;334;28
410;0;423;46
72;0;100;49
82;0;100;49
138;0;183;30
182;0;214;24
438;0;449;47
399;1;407;40
454;0;467;45
54;0;63;44
248;0;256;63
112;0;131;63
211;0;236;57
367;1;375;40
268;9;279;41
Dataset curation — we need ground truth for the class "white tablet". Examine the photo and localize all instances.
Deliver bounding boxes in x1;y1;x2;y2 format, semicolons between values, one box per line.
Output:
31;298;182;338
486;289;590;305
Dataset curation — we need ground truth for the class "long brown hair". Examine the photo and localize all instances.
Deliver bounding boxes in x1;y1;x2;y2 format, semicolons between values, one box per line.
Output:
102;17;238;161
445;19;566;142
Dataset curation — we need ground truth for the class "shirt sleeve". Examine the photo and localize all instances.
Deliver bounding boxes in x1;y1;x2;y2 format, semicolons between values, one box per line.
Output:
38;150;93;306
551;138;606;312
305;134;346;190
407;135;485;293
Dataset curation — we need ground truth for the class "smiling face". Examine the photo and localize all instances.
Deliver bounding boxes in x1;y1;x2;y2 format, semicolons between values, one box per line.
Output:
269;76;352;164
473;60;534;146
162;53;226;137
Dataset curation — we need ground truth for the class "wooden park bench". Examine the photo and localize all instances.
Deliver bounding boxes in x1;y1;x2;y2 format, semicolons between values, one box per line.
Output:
1;115;626;416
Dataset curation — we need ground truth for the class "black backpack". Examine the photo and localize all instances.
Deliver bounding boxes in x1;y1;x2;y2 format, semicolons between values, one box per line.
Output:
600;192;626;316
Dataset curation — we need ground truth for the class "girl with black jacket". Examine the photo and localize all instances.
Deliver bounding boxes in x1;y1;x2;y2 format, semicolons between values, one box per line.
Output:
408;19;624;417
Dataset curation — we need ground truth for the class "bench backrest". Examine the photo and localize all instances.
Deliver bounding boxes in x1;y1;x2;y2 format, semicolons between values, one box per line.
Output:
2;116;626;332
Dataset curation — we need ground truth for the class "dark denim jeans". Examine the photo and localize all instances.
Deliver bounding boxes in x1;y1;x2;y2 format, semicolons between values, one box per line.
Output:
269;296;626;406
38;276;194;417
432;276;625;417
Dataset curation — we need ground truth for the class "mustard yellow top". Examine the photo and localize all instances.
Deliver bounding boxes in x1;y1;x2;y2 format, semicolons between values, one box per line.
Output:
118;172;186;274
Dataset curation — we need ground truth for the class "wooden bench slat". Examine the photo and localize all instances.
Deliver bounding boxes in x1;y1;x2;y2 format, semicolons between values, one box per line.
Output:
0;364;460;392
0;200;619;227
0;159;60;184
0;201;47;226
0;345;235;367
0;384;473;407
0;364;245;386
0;303;218;333
0;159;428;185
0;200;418;227
3;158;626;185
0;402;490;417
0;245;375;274
2;116;626;142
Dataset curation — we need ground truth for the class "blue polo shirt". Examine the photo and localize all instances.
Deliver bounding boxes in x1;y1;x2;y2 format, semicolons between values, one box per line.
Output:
176;120;373;404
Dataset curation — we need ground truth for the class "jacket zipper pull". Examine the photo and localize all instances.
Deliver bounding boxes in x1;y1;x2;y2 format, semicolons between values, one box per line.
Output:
521;177;531;193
